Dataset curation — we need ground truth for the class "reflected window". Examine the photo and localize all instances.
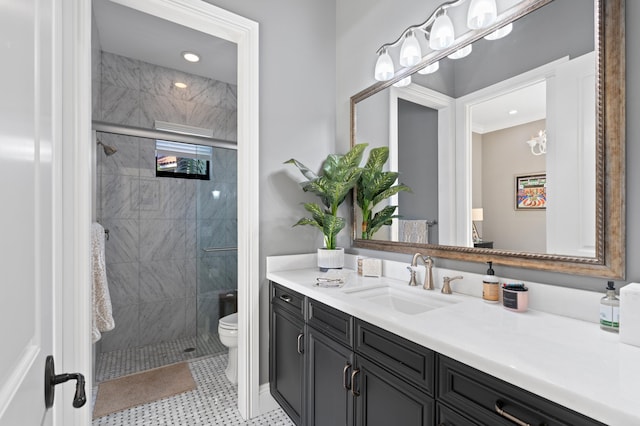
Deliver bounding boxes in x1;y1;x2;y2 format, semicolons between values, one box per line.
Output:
156;140;211;180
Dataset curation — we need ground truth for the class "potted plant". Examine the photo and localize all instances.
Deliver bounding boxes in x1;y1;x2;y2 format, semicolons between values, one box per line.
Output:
357;146;411;239
285;144;367;270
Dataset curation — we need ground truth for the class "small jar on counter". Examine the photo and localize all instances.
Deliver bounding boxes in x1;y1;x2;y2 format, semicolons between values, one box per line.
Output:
502;283;528;312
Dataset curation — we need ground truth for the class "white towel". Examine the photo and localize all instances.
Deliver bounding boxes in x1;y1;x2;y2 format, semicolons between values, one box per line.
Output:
399;220;429;244
92;222;115;343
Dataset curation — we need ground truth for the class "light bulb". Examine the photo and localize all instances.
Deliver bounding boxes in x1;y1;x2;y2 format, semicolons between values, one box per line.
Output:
448;44;472;60
399;30;422;67
467;0;497;29
374;49;394;81
393;76;411;88
429;13;455;50
484;23;513;40
418;61;440;75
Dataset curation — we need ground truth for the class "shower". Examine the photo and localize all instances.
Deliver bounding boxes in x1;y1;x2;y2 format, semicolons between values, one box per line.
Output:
97;140;117;156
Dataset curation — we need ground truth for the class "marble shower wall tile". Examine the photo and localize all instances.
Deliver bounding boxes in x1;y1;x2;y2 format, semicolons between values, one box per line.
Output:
100;304;140;352
101;174;139;219
98;133;140;176
139;137;156;176
139;92;188;129
139;259;187;303
138;298;187;346
139;219;186;262
101;219;139;263
102;52;140;90
101;83;140;126
105;261;139;308
139;177;188;220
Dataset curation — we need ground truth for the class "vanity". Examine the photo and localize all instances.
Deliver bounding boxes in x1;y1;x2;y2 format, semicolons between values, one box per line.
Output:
267;254;640;426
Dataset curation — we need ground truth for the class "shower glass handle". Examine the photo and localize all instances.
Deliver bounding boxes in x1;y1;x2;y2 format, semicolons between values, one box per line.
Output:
44;355;87;409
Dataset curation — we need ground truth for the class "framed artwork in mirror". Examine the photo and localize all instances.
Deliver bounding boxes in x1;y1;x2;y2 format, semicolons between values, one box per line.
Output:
515;173;546;210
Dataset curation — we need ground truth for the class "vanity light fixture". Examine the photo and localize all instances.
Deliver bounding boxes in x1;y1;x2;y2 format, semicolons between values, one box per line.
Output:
400;30;422;67
393;75;412;88
182;51;200;63
373;0;507;81
447;44;472;59
525;130;547;156
484;22;513;40
418;60;440;75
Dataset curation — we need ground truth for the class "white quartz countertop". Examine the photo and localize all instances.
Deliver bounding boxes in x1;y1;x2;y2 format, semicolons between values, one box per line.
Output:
266;265;640;426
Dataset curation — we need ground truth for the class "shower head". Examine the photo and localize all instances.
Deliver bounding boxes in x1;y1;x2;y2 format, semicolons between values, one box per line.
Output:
97;140;117;156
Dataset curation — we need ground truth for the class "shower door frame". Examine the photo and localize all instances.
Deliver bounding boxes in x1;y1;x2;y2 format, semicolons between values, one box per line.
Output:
69;0;261;422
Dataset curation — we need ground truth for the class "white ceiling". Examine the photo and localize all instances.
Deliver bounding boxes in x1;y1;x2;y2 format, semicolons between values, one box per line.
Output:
92;0;237;85
471;81;546;134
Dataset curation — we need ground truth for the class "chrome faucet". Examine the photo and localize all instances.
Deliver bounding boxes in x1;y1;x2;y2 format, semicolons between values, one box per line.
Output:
408;253;435;290
442;276;463;294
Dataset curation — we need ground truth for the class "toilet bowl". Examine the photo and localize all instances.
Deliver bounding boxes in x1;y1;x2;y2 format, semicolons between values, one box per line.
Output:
218;312;238;384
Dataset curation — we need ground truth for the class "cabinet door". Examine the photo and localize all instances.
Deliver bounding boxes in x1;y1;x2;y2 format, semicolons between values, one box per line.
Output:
307;327;355;426
354;356;434;426
271;304;305;425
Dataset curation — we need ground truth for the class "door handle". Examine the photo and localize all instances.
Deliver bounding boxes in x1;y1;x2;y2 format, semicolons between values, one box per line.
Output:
342;363;352;390
297;333;304;354
351;369;360;397
44;355;87;409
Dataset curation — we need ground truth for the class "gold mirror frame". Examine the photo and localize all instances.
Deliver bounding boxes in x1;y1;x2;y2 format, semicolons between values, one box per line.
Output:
351;0;625;279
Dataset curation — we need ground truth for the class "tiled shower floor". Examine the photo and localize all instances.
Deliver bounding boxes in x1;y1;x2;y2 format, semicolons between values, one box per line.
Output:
92;354;295;425
95;333;226;382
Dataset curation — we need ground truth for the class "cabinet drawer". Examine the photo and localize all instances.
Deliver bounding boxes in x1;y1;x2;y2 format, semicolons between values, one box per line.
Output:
355;319;434;395
307;298;353;348
271;281;305;317
436;402;480;426
437;355;605;426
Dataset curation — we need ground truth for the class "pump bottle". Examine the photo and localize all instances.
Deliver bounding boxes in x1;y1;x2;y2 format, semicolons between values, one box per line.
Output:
482;261;499;303
600;281;620;332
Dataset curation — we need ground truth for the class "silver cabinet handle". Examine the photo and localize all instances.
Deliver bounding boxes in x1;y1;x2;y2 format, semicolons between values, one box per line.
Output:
280;295;292;303
495;400;530;426
297;333;304;354
351;369;360;397
342;363;352;390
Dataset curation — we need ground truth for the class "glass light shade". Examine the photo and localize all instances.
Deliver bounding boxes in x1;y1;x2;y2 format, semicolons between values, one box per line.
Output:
374;49;395;81
472;208;484;221
447;44;472;60
418;61;440;75
484;23;513;40
429;13;455;50
399;31;422;67
393;76;411;88
467;0;497;29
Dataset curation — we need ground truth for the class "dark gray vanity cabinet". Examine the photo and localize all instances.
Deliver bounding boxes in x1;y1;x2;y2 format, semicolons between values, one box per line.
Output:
270;283;306;425
436;355;606;426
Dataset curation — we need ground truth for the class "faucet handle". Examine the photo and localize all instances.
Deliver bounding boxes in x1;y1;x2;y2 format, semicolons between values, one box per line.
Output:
442;275;463;294
407;265;418;286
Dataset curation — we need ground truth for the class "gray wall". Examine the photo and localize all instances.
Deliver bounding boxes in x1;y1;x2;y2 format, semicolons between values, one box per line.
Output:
96;52;238;352
203;0;337;385
480;120;547;252
337;0;637;292
397;99;439;243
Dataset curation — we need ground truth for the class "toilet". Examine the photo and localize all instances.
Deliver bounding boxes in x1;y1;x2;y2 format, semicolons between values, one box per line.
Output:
218;312;238;384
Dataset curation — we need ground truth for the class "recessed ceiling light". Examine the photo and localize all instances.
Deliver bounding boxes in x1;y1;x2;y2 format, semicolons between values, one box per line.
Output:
509;109;518;115
174;82;188;89
182;51;200;63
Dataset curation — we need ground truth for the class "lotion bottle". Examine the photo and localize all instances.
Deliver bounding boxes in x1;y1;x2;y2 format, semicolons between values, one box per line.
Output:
600;281;620;332
482;261;499;303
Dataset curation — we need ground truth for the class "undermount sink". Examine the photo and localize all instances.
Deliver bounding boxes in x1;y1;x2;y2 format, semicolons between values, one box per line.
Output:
344;285;458;315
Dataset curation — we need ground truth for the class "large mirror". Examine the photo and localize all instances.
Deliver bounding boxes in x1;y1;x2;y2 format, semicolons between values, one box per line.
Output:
351;0;625;278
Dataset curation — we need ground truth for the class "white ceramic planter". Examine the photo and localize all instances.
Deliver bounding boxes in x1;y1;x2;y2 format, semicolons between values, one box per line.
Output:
317;248;345;271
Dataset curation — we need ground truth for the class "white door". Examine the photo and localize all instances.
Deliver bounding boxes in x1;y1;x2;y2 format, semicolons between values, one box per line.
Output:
0;0;57;424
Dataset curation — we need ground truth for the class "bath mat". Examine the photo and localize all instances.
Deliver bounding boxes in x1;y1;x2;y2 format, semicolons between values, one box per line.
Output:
93;362;196;418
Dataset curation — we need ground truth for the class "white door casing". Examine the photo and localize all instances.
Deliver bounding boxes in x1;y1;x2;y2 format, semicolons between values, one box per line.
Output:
95;0;261;419
0;0;57;424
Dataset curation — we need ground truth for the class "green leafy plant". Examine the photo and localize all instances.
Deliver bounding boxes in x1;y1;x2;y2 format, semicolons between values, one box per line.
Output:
285;144;367;249
357;146;411;239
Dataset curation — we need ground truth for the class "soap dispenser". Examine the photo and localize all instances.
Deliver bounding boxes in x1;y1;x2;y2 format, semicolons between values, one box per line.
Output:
482;261;499;303
600;281;620;332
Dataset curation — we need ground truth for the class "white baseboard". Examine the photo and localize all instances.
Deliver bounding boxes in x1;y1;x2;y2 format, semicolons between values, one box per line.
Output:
259;383;279;414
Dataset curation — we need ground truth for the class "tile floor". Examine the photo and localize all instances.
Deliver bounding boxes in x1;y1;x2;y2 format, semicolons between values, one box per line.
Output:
93;354;294;425
95;333;226;382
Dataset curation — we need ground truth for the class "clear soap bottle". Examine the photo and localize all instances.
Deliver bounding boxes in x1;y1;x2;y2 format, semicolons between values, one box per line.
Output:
599;281;620;332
